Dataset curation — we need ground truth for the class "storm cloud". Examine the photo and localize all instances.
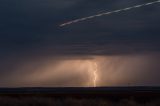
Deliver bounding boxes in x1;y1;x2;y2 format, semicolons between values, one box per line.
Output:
0;0;160;87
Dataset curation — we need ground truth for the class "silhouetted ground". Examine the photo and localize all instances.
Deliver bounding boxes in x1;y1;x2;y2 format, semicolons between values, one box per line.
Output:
0;87;160;106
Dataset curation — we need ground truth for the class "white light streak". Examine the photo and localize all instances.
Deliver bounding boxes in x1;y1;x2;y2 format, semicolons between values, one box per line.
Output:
60;0;160;27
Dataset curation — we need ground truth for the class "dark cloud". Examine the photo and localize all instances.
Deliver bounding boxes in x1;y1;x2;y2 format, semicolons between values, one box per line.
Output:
0;0;160;54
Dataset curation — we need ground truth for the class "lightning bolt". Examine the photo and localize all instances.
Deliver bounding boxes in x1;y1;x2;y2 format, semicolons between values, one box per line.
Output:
87;60;98;87
93;62;98;87
60;0;160;27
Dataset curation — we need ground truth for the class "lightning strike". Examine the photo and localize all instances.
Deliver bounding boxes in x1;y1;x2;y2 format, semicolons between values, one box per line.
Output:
93;62;98;87
87;60;98;87
60;0;160;27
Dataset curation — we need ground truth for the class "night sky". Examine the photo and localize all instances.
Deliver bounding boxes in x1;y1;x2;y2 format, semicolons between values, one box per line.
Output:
0;0;160;87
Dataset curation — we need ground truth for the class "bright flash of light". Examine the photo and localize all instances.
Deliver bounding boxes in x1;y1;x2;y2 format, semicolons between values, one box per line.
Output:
60;0;160;27
93;61;98;87
87;60;98;87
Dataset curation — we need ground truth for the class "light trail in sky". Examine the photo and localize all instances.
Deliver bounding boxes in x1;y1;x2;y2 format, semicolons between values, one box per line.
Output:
60;0;160;27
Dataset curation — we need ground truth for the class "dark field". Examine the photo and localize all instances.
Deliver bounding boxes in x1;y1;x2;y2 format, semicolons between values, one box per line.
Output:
1;87;160;106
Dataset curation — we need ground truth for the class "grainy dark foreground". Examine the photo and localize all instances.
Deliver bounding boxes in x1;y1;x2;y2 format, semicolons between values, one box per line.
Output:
0;87;160;106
